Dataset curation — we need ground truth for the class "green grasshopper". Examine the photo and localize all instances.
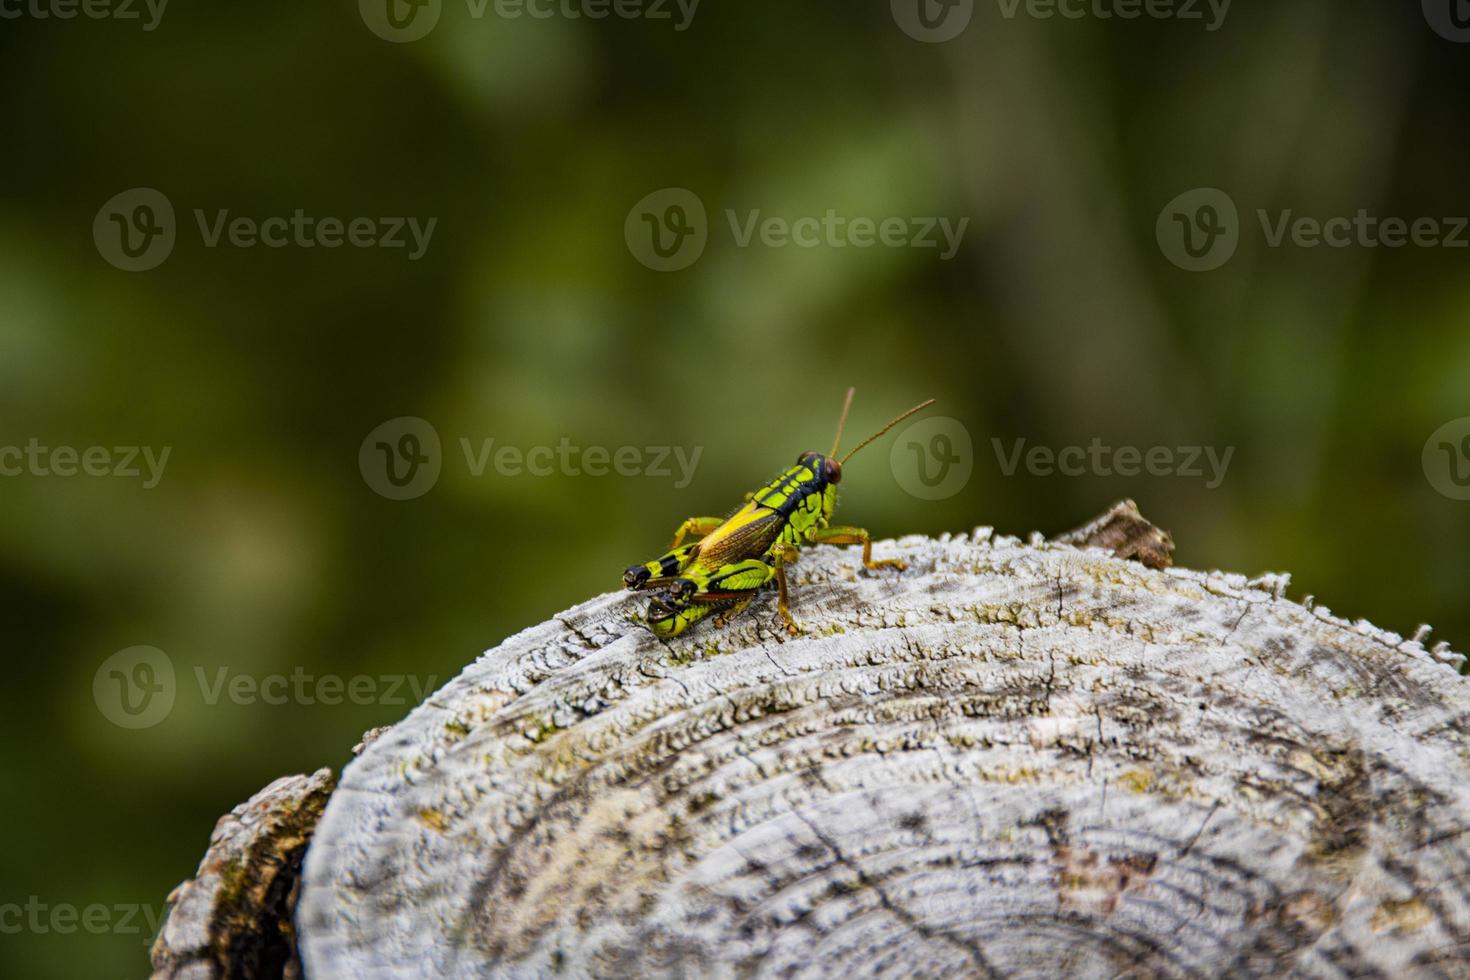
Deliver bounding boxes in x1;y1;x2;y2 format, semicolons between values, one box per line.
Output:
623;389;935;638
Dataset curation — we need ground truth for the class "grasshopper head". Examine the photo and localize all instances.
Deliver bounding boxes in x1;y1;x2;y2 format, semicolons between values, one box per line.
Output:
796;450;842;485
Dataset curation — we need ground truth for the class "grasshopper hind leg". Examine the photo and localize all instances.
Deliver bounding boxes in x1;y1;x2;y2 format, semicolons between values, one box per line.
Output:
646;594;725;638
624;543;700;591
623;512;728;590
646;558;776;638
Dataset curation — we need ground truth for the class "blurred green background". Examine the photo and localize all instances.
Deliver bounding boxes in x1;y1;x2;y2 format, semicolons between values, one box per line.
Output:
3;0;1470;975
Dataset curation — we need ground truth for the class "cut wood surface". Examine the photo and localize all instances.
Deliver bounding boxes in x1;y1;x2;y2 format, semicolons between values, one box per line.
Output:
284;506;1469;978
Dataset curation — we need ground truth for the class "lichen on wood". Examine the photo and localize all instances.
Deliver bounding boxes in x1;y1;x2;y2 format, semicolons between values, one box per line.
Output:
290;506;1470;978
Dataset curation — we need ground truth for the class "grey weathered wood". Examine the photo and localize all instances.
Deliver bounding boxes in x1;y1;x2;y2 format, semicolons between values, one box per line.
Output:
296;516;1470;978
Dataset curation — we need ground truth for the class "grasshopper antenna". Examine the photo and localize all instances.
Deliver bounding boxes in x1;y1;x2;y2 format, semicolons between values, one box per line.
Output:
830;387;856;457
840;397;937;465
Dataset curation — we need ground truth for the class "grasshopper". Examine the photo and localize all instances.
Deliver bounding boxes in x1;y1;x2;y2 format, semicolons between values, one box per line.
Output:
623;389;935;638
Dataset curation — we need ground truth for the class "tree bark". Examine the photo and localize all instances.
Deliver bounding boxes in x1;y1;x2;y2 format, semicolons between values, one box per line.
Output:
151;770;335;979
163;503;1470;978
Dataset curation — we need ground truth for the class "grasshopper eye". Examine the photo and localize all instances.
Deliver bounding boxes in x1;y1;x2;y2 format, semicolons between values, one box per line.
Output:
824;458;842;484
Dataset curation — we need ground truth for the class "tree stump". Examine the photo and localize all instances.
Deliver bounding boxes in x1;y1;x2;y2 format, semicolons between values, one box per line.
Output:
208;505;1470;977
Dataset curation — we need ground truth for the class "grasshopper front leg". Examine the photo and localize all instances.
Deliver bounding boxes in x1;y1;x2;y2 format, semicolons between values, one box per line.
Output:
769;543;803;636
809;525;907;572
